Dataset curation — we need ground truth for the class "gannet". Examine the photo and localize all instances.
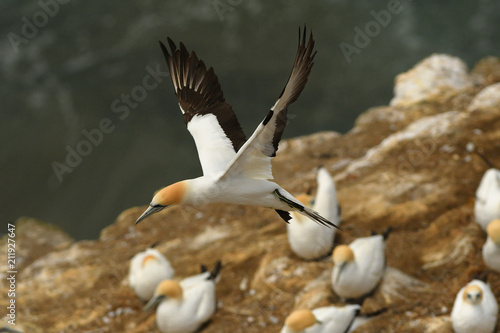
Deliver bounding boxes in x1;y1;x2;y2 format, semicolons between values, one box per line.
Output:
287;167;341;260
482;219;500;272
331;234;387;300
474;168;500;230
135;27;338;229
451;279;498;333
128;247;175;301
280;305;360;333
143;261;221;333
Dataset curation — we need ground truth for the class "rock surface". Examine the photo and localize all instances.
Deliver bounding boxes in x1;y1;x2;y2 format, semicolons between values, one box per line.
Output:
2;54;500;332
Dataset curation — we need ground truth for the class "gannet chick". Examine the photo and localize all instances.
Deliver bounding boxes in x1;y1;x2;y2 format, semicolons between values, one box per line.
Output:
482;219;500;272
128;247;175;301
451;279;498;333
474;168;500;230
135;27;339;230
331;234;386;300
280;305;360;333
287;167;341;260
143;261;221;333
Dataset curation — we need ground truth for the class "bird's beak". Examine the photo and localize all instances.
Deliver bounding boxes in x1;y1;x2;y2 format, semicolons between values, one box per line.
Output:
135;205;166;224
333;262;347;285
143;294;165;311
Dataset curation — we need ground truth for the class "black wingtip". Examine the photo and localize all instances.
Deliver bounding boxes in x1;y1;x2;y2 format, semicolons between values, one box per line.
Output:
208;260;222;280
167;37;177;53
276;209;292;223
159;40;169;58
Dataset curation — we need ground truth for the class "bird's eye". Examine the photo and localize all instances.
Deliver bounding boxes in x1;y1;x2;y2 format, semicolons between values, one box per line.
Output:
152;203;164;208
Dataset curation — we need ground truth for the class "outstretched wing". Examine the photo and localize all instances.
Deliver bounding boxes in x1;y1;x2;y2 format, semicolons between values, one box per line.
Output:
159;39;247;177
219;27;316;180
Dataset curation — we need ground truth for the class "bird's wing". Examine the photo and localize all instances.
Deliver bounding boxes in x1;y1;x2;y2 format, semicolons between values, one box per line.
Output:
219;27;316;181
160;39;247;177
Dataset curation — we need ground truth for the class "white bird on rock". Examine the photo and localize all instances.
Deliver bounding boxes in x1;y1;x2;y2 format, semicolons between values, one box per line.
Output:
134;27;338;230
143;261;221;333
482;219;500;272
128;246;175;301
280;305;360;333
474;168;500;230
451;279;498;333
331;233;388;300
287;167;341;260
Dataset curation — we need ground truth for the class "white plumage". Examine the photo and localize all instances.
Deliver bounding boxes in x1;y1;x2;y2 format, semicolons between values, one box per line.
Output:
331;235;386;299
451;279;498;333
482;219;500;272
143;262;221;333
128;248;175;301
287;167;341;259
280;305;360;333
474;168;500;230
135;28;338;230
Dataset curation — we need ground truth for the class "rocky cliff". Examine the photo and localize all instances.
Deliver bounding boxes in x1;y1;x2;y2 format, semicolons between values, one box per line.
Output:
2;54;500;333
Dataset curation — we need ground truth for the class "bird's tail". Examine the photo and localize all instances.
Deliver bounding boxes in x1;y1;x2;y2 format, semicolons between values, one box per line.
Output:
273;188;340;229
300;206;341;230
207;260;222;282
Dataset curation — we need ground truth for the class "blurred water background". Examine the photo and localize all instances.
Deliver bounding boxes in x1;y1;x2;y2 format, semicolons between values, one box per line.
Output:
1;0;499;239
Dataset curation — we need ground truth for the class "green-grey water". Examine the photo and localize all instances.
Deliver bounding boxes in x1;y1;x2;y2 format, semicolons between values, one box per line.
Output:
2;0;499;239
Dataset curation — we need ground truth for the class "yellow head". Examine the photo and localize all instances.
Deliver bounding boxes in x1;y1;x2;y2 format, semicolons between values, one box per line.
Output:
462;284;483;305
285;309;317;331
143;279;183;311
332;245;355;265
332;245;354;284
486;219;500;244
155;280;183;299
136;181;187;224
141;254;158;268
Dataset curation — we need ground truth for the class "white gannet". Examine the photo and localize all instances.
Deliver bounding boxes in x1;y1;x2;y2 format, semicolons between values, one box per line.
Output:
135;27;338;230
450;279;498;333
474;168;500;230
482;219;500;272
128;246;175;301
280;305;360;333
287;167;341;260
143;261;221;333
331;234;387;300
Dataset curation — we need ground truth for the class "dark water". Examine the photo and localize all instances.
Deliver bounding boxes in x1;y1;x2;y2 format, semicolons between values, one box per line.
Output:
2;0;499;239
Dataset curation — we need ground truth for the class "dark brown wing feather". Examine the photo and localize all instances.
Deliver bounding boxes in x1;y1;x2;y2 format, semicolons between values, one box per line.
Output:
159;39;247;152
270;26;316;156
